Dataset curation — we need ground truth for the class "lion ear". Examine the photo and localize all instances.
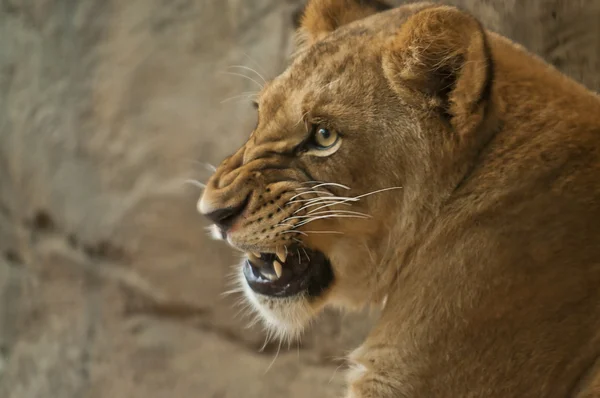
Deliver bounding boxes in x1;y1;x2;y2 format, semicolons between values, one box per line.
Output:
295;0;391;48
383;6;494;133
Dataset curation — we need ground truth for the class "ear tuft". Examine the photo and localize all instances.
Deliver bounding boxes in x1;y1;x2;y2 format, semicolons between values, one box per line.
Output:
296;0;391;49
383;6;493;132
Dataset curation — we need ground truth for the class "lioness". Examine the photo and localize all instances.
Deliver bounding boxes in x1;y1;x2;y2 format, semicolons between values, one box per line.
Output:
198;0;600;396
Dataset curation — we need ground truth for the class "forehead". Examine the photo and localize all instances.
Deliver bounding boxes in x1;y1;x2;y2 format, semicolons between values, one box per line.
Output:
256;5;423;117
250;5;426;143
257;35;379;126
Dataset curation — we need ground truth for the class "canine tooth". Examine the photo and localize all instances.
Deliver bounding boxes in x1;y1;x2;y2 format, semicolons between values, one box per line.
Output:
275;247;287;263
273;261;283;279
252;252;261;259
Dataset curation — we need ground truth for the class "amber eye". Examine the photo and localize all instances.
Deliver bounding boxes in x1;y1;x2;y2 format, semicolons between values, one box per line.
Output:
313;126;338;149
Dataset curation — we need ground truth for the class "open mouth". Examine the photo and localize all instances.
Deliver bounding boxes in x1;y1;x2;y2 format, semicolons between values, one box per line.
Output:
243;246;334;298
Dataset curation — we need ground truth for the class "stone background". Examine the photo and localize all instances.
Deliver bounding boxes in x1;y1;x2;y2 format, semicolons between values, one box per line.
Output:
0;1;598;397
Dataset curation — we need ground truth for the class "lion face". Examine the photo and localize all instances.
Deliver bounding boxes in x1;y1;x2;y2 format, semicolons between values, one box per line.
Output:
198;0;494;339
199;39;408;337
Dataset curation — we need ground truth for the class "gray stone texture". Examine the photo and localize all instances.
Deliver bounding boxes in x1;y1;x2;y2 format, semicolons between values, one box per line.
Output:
0;0;598;397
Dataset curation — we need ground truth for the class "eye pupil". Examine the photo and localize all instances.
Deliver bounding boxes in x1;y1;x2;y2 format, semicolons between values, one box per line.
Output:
318;128;330;139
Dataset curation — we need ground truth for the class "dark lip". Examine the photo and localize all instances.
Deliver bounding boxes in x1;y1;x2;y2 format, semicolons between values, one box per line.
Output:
242;246;334;298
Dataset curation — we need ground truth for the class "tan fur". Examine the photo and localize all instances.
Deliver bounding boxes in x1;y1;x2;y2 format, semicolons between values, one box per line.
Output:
199;1;600;396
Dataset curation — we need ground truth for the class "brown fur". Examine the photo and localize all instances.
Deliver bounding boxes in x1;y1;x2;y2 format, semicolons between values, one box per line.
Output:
199;1;600;396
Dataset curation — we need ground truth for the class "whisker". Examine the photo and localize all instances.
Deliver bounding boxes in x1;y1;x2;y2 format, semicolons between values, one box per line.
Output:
308;209;371;217
219;71;264;89
183;179;206;189
284;210;371;221
347;186;403;200
220;92;260;104
300;200;352;213
310;182;351;190
228;65;267;84
293;200;353;214
241;51;268;76
294;187;333;193
205;163;217;172
302;247;310;262
288;190;333;201
301;230;344;235
294;214;370;228
220;287;244;297
329;363;347;384
279;230;308;236
275;222;296;228
289;195;352;203
264;340;283;374
308;186;402;214
259;329;273;352
289;196;355;205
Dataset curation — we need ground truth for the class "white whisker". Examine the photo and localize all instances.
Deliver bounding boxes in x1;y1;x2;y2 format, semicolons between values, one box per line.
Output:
228;65;267;84
288;190;334;201
301;201;352;213
183;179;206;189
219;71;264;89
220;92;260;104
301;230;344;235
241;51;268;76
264;340;283;374
275;223;296;228
302;247;310;262
220;287;244;297
294;214;370;228
289;195;355;205
284;210;371;221
329;363;347;384
293;200;353;214
205;163;217;172
308;186;402;214
279;230;308;236
259;329;273;352
310;182;351;190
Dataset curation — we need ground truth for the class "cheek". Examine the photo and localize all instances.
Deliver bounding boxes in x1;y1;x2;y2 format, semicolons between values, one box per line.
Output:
301;151;353;185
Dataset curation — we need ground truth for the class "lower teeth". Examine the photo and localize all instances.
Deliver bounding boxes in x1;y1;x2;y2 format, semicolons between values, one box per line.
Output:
260;270;279;281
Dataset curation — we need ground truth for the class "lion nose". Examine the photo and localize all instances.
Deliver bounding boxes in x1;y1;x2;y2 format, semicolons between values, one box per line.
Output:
201;196;249;231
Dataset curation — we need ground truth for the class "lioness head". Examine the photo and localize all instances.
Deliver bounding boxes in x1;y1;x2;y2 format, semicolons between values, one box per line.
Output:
199;0;496;339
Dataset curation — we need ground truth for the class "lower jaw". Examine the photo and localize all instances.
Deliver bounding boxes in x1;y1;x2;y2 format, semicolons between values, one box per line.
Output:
242;247;334;299
241;279;316;337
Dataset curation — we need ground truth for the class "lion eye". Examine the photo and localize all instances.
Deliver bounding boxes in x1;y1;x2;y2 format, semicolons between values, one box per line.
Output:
313;126;338;149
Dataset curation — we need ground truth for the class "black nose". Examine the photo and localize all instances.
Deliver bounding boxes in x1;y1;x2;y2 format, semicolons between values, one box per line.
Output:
204;198;248;231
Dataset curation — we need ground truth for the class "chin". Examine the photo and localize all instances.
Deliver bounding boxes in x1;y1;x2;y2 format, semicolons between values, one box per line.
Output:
236;244;336;340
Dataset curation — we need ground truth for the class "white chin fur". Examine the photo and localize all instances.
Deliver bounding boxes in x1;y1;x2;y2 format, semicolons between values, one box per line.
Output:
208;224;223;240
237;264;315;341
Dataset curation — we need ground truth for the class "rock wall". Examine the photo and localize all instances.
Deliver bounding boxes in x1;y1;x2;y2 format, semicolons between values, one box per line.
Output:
0;1;598;397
